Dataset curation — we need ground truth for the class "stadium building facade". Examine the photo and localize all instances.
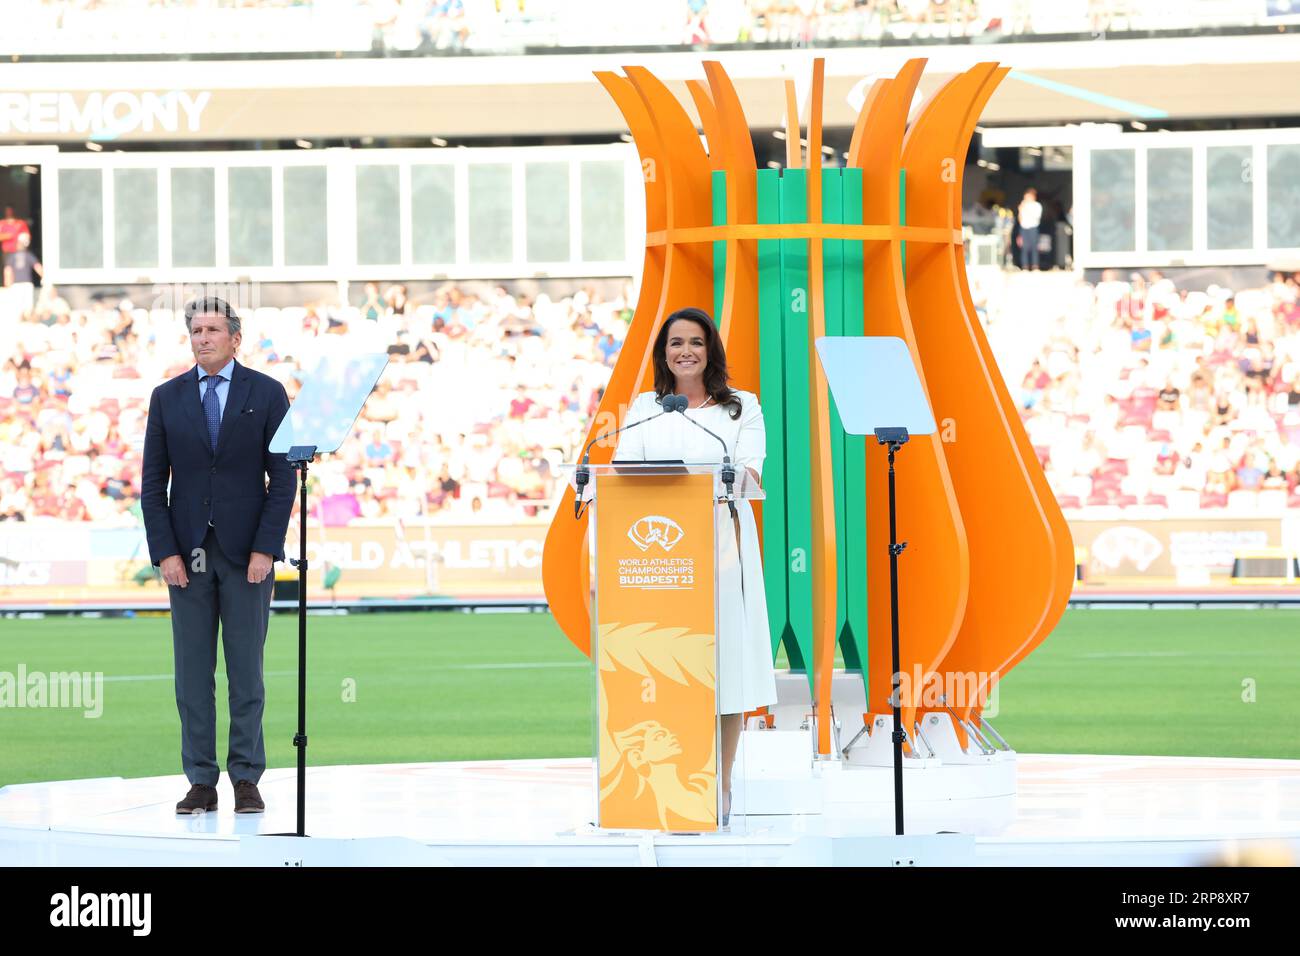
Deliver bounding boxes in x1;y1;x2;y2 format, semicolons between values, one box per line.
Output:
4;26;1300;289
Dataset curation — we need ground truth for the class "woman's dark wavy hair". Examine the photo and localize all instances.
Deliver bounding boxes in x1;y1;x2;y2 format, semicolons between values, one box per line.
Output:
651;307;742;420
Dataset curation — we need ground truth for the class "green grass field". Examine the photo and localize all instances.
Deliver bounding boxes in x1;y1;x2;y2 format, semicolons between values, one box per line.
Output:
1;608;1297;786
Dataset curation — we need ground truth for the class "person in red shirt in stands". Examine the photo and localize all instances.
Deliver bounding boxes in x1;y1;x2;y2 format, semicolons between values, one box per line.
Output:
0;207;30;255
1020;358;1050;409
30;472;60;517
508;385;534;419
100;425;129;460
62;485;90;522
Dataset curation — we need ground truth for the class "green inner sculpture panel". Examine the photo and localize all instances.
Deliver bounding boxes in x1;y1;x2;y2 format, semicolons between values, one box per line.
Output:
711;168;873;692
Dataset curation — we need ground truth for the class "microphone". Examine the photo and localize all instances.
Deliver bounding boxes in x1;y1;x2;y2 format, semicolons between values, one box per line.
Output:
573;398;675;519
668;396;738;518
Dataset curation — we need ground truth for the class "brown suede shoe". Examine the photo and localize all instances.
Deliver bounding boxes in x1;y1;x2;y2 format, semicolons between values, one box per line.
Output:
233;779;265;814
176;783;218;815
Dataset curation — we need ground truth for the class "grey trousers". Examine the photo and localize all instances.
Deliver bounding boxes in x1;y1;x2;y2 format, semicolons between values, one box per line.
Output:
168;526;274;786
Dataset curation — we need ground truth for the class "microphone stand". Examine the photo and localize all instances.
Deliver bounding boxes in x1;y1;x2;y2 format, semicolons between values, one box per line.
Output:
573;400;673;520
668;395;738;519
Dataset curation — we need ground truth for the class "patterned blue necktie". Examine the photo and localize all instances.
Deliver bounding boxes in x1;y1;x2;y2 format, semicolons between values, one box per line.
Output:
202;374;222;453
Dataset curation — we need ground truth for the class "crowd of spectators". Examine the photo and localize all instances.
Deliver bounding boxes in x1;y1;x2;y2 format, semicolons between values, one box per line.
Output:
685;0;995;47
0;280;628;526
5;264;1300;529
1021;270;1300;512
10;0;1250;58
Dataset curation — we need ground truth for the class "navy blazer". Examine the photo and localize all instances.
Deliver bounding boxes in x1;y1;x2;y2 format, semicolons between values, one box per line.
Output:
141;359;296;567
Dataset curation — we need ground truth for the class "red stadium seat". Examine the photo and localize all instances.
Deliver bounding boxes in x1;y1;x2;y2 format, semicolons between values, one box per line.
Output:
1199;492;1229;509
1056;495;1081;509
1115;495;1139;507
1142;494;1169;507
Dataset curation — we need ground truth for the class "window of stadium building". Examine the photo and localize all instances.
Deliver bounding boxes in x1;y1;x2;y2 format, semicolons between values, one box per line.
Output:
356;165;402;267
468;164;513;263
1089;149;1136;253
525;162;571;263
113;169;160;269
411;164;456;265
1206;145;1253;251
170;168;217;269
283;166;328;267
1145;148;1192;252
57;168;103;269
228;166;274;268
580;160;625;263
1267;144;1300;249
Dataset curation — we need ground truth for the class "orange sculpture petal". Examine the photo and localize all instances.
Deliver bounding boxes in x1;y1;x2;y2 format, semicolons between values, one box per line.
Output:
901;65;1064;743
541;72;670;655
852;58;970;739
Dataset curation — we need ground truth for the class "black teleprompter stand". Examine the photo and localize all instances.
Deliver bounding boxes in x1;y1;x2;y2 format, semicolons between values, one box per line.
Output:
281;444;317;838
815;335;934;840
875;426;909;837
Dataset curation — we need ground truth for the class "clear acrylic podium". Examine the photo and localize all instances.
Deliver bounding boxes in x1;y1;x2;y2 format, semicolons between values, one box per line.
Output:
566;461;764;832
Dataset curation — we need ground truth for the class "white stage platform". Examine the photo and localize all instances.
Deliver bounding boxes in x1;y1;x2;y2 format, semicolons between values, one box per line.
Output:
3;753;1300;866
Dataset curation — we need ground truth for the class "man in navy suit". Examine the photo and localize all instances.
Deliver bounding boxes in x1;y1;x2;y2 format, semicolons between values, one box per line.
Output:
141;297;296;814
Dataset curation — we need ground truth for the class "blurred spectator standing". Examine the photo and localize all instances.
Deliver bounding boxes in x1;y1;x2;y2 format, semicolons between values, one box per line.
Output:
4;233;43;317
1017;187;1042;271
362;282;384;321
0;207;30;257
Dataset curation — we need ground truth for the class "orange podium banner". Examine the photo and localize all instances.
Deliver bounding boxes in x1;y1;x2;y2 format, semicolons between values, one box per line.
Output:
593;471;718;831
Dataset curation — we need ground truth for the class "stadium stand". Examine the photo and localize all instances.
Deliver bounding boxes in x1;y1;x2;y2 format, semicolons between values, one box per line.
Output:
1;0;1278;58
3;266;1298;530
0;280;629;527
1018;269;1300;514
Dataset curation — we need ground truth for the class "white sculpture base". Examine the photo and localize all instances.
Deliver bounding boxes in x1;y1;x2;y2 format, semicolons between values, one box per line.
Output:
730;670;1018;834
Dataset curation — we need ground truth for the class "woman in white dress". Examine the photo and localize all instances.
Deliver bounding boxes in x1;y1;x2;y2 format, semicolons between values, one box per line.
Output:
614;307;779;822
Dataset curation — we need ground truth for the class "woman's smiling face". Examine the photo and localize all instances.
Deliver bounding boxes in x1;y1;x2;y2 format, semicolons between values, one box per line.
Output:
665;318;707;386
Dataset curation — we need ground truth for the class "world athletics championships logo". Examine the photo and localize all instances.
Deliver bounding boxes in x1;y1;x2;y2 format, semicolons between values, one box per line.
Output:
628;516;685;553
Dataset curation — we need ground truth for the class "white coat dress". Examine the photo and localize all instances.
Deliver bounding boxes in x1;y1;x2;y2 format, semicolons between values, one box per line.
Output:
613;390;779;715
